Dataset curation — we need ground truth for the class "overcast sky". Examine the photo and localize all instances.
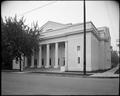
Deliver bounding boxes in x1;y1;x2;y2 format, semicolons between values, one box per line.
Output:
1;1;119;51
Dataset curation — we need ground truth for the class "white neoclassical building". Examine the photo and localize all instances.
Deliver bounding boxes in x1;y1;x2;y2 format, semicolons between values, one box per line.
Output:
13;21;111;71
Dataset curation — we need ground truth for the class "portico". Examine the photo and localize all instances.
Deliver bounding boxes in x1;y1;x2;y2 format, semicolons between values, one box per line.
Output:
34;41;68;70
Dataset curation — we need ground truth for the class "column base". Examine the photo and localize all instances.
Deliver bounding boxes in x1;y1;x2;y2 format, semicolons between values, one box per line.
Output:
24;65;27;67
45;66;50;68
54;65;59;68
30;66;34;68
37;65;41;68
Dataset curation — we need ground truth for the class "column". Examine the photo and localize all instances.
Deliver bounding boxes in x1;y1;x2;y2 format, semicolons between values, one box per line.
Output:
45;44;50;68
31;50;34;68
24;56;27;67
54;42;58;68
20;55;24;71
37;45;42;68
65;41;68;70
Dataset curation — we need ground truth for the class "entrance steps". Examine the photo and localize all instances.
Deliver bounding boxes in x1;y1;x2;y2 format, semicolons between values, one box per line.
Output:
24;67;60;72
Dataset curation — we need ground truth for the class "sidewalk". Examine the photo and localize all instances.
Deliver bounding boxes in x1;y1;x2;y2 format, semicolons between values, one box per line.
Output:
2;66;119;78
23;68;92;76
23;67;119;78
90;65;119;78
25;65;119;78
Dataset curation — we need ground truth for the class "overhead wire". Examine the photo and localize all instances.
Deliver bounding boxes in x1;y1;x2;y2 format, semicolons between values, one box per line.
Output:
19;1;56;16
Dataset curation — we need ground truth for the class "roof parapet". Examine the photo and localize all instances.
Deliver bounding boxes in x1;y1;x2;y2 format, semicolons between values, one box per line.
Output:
97;27;110;42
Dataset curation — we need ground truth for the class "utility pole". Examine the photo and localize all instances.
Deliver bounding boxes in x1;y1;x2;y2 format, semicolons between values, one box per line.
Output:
83;0;86;75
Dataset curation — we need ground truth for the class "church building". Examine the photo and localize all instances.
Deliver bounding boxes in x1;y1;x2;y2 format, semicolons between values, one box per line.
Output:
13;21;111;71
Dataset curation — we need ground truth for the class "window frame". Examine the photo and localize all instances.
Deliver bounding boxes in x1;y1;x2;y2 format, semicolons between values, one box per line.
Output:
78;57;80;64
77;46;80;51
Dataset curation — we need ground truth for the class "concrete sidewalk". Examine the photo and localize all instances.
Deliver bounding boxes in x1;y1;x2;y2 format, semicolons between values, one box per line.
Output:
2;65;119;78
30;71;119;78
90;65;119;78
24;65;119;78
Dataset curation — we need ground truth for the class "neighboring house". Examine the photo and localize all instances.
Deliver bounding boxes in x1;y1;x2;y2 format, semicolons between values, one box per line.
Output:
13;21;111;71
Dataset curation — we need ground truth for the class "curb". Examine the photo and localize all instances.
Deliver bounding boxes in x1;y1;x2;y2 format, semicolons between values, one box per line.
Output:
26;71;120;78
2;71;119;78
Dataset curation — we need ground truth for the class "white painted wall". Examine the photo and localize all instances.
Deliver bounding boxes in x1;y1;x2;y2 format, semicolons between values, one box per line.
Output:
98;27;111;70
99;41;105;70
86;32;92;71
91;33;99;71
67;32;92;71
104;41;111;69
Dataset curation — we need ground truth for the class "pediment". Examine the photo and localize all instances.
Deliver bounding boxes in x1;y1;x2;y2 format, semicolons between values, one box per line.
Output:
40;21;67;32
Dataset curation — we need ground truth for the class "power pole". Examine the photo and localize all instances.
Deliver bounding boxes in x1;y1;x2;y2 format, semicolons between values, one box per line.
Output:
83;0;86;75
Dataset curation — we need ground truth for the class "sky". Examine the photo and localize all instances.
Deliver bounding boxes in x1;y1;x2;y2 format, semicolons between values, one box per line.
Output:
1;1;119;51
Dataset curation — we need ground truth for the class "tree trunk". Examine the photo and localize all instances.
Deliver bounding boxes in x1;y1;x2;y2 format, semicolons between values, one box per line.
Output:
19;55;23;72
19;56;21;71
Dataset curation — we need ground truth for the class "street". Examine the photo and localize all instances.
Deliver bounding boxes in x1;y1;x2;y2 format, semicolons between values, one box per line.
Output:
2;72;119;95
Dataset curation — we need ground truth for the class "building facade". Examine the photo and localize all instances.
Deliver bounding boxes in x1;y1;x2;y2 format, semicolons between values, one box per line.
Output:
13;21;111;71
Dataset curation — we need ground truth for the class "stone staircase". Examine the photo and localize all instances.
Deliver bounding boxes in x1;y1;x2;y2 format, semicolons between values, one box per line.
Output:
24;67;60;72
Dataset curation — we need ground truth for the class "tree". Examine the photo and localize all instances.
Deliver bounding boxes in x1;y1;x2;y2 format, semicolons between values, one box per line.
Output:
25;21;40;55
1;16;41;71
1;17;14;69
111;50;119;68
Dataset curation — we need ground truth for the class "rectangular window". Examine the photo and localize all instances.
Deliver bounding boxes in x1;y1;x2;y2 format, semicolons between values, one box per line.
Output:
77;46;80;51
78;57;80;64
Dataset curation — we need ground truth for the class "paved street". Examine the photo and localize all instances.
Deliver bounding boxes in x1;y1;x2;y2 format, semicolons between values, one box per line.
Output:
2;72;119;95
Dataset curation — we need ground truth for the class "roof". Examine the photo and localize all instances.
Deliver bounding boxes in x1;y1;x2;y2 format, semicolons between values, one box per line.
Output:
40;21;72;32
39;21;110;42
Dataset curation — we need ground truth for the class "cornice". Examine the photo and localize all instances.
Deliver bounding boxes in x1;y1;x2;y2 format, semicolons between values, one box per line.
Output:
40;28;100;41
40;21;92;34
